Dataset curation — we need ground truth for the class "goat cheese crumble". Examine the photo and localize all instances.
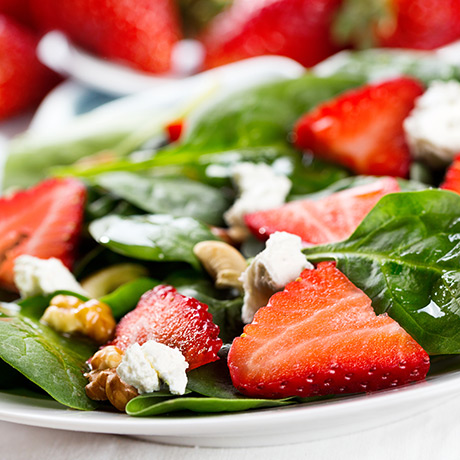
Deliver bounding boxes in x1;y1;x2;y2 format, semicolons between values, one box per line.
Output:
13;255;88;298
404;80;460;166
224;163;291;238
117;341;189;395
240;232;312;323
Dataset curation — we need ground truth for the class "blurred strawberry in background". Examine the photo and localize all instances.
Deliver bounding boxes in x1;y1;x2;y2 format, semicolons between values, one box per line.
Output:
0;14;57;121
2;0;460;122
201;0;344;69
30;0;183;74
0;0;35;28
334;0;460;50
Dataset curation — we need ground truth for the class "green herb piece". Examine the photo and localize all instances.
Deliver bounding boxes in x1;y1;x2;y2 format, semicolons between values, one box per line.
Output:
89;214;218;269
304;189;460;355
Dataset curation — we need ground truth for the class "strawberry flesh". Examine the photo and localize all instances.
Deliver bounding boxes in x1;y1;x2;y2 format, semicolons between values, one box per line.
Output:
110;285;222;370
0;177;86;292
245;177;400;244
294;77;425;177
440;154;460;194
228;261;430;398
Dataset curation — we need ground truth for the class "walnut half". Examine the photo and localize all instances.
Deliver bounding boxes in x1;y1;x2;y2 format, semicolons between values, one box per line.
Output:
41;295;116;344
85;369;138;412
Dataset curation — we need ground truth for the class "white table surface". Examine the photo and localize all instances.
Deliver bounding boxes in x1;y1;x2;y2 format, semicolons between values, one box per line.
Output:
1;396;460;459
1;96;459;460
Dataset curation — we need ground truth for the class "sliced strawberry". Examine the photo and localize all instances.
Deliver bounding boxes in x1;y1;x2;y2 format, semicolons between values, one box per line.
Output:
110;285;222;370
245;177;399;244
294;77;425;177
440;154;460;194
0;178;86;292
228;261;429;398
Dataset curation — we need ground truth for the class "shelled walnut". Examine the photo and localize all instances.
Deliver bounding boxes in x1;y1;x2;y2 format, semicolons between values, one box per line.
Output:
41;294;116;344
85;368;138;411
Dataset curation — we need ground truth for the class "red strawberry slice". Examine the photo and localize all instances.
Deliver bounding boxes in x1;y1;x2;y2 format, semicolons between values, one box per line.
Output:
110;285;222;370
0;14;58;121
30;0;182;74
0;177;86;292
201;0;343;69
440;154;460;194
245;177;399;244
228;261;429;398
294;77;425;177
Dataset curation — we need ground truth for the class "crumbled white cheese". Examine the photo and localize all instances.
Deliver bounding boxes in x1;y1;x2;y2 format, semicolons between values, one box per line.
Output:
117;341;189;395
240;232;312;323
13;255;88;298
404;80;460;166
224;163;291;237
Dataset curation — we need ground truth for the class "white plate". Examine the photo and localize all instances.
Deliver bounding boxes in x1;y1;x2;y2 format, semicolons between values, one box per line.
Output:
0;366;460;448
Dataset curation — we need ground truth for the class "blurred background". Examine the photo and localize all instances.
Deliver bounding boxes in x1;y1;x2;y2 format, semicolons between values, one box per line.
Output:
2;0;460;123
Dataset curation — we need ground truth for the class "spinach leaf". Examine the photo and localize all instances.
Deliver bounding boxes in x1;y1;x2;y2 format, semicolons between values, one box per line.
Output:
55;75;359;185
0;301;97;410
93;172;229;225
313;49;460;85
303;189;460;355
126;357;293;416
126;395;293;416
100;277;159;319
187;354;247;399
180;74;363;153
89;214;218;269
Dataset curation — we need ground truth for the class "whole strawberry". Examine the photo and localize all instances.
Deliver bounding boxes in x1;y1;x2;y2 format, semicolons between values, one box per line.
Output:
201;0;343;69
334;0;460;50
30;0;182;73
0;14;57;120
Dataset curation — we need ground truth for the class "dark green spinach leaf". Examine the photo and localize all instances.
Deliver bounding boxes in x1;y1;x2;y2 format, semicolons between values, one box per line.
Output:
93;172;229;225
89;214;218;269
304;189;460;355
0;301;97;410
